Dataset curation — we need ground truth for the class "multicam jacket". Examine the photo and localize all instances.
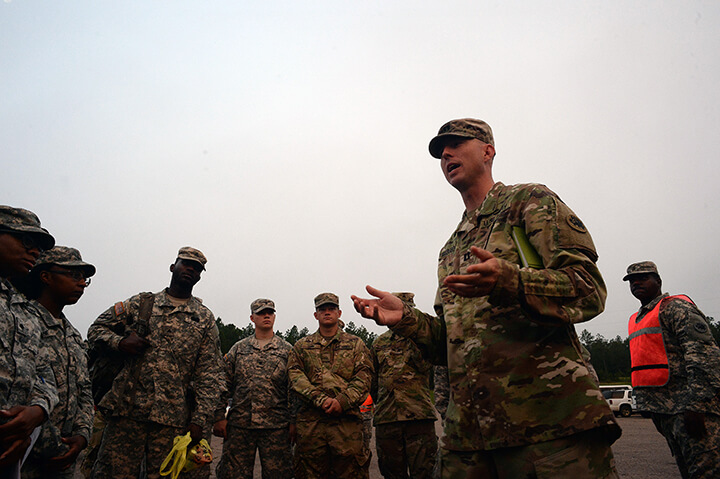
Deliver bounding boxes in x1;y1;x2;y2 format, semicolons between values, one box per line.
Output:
631;293;720;415
0;278;57;415
392;182;620;451
371;331;436;425
217;334;293;428
87;289;225;428
29;304;93;452
288;329;373;421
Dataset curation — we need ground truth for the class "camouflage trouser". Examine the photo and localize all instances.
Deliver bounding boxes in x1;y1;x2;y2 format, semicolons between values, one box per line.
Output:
79;409;106;478
651;412;720;479
294;417;370;479
216;425;293;479
361;411;373;452
375;419;437;479
90;416;183;479
439;428;618;479
184;426;214;479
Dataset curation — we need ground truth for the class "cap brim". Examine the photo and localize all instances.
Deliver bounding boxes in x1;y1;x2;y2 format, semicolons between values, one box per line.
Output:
315;301;339;308
178;257;206;270
0;226;55;250
428;133;476;159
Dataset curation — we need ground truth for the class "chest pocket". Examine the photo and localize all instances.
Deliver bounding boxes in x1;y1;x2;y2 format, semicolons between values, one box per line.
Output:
154;314;206;367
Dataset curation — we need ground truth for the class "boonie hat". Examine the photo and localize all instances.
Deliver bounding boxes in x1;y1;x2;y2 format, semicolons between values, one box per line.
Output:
177;247;207;270
0;205;55;250
36;246;96;277
251;298;276;314
429;118;494;159
314;292;339;308
623;261;659;281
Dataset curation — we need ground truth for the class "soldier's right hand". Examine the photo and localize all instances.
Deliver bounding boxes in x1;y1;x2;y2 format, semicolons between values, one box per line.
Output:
351;285;404;327
118;332;152;355
0;436;31;468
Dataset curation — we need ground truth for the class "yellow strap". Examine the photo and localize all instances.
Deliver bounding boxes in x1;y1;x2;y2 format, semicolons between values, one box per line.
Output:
159;433;192;479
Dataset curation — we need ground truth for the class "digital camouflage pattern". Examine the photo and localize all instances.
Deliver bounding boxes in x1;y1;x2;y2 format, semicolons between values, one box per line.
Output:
216;426;292;479
371;331;436;425
651;412;720;478
0;205;55;250
433;366;449;421
215;334;293;478
622;260;658;280
288;329;374;478
22;304;94;479
91;416;183;479
0;278;58;417
176;246;207;269
392;182;620;451
631;293;720;415
34;245;96;276
87;288;225;428
217;334;293;428
375;420;437;479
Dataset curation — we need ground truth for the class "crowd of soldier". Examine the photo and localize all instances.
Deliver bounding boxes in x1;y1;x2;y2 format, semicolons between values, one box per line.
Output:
3;116;720;479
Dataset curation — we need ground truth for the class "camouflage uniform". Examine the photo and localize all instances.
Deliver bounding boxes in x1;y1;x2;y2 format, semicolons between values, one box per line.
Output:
0;278;59;472
631;292;720;478
288;328;374;479
392;182;620;478
22;304;94;479
87;288;225;479
433;366;449;421
371;330;437;479
215;334;294;479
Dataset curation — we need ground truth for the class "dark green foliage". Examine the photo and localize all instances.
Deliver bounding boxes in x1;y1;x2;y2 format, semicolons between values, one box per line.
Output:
278;325;310;345
579;329;631;383
215;318;254;354
343;321;377;348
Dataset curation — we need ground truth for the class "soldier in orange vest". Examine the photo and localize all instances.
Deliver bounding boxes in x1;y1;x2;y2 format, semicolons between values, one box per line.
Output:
625;261;720;479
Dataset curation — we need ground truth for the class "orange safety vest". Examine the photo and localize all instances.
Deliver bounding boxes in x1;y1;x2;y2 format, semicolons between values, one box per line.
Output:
628;295;692;387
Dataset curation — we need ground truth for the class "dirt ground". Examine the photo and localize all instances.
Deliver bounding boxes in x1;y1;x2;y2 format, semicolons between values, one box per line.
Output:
75;415;681;478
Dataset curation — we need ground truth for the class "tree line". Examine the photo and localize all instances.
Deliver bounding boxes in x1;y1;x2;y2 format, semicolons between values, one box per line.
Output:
217;317;720;385
216;318;377;353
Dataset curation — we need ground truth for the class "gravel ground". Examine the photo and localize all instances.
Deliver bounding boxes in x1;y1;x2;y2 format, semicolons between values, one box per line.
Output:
75;415;682;478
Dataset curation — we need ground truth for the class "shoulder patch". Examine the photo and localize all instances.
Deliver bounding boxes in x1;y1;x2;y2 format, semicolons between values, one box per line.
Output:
694;321;709;334
567;215;587;233
113;301;126;317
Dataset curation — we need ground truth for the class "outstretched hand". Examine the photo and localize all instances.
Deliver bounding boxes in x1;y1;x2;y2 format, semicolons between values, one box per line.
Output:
350;286;404;327
443;247;500;298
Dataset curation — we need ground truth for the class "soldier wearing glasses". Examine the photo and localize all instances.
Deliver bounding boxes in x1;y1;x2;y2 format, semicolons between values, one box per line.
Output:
0;205;58;478
14;246;95;479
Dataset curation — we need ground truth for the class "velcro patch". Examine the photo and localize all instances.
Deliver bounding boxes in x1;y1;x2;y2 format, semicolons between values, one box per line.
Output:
567;215;587;233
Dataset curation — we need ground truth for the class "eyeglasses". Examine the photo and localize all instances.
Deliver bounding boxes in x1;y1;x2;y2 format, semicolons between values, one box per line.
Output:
48;269;92;286
0;230;48;252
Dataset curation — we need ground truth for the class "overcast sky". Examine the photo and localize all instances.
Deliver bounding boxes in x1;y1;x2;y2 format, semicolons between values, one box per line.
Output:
3;1;719;342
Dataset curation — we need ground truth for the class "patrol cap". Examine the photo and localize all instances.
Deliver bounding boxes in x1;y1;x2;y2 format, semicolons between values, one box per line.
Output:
35;246;96;277
177;247;207;270
314;292;339;308
392;292;415;306
623;261;659;281
428;118;494;159
251;298;276;314
0;205;55;251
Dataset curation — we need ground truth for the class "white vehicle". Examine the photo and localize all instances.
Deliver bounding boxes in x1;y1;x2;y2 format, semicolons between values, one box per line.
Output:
600;385;636;417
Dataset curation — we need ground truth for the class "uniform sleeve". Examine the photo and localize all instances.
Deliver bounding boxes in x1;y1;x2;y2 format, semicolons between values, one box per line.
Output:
390;297;448;366
214;345;236;422
29;345;58;417
489;189;607;326
87;302;132;351
190;318;226;427
71;342;95;443
287;342;329;409
662;299;720;410
335;340;374;412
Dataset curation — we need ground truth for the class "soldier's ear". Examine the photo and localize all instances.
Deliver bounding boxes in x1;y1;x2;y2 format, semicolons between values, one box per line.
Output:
170;263;175;273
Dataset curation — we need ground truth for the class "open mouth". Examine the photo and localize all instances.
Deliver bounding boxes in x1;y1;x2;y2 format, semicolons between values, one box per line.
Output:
446;163;460;173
